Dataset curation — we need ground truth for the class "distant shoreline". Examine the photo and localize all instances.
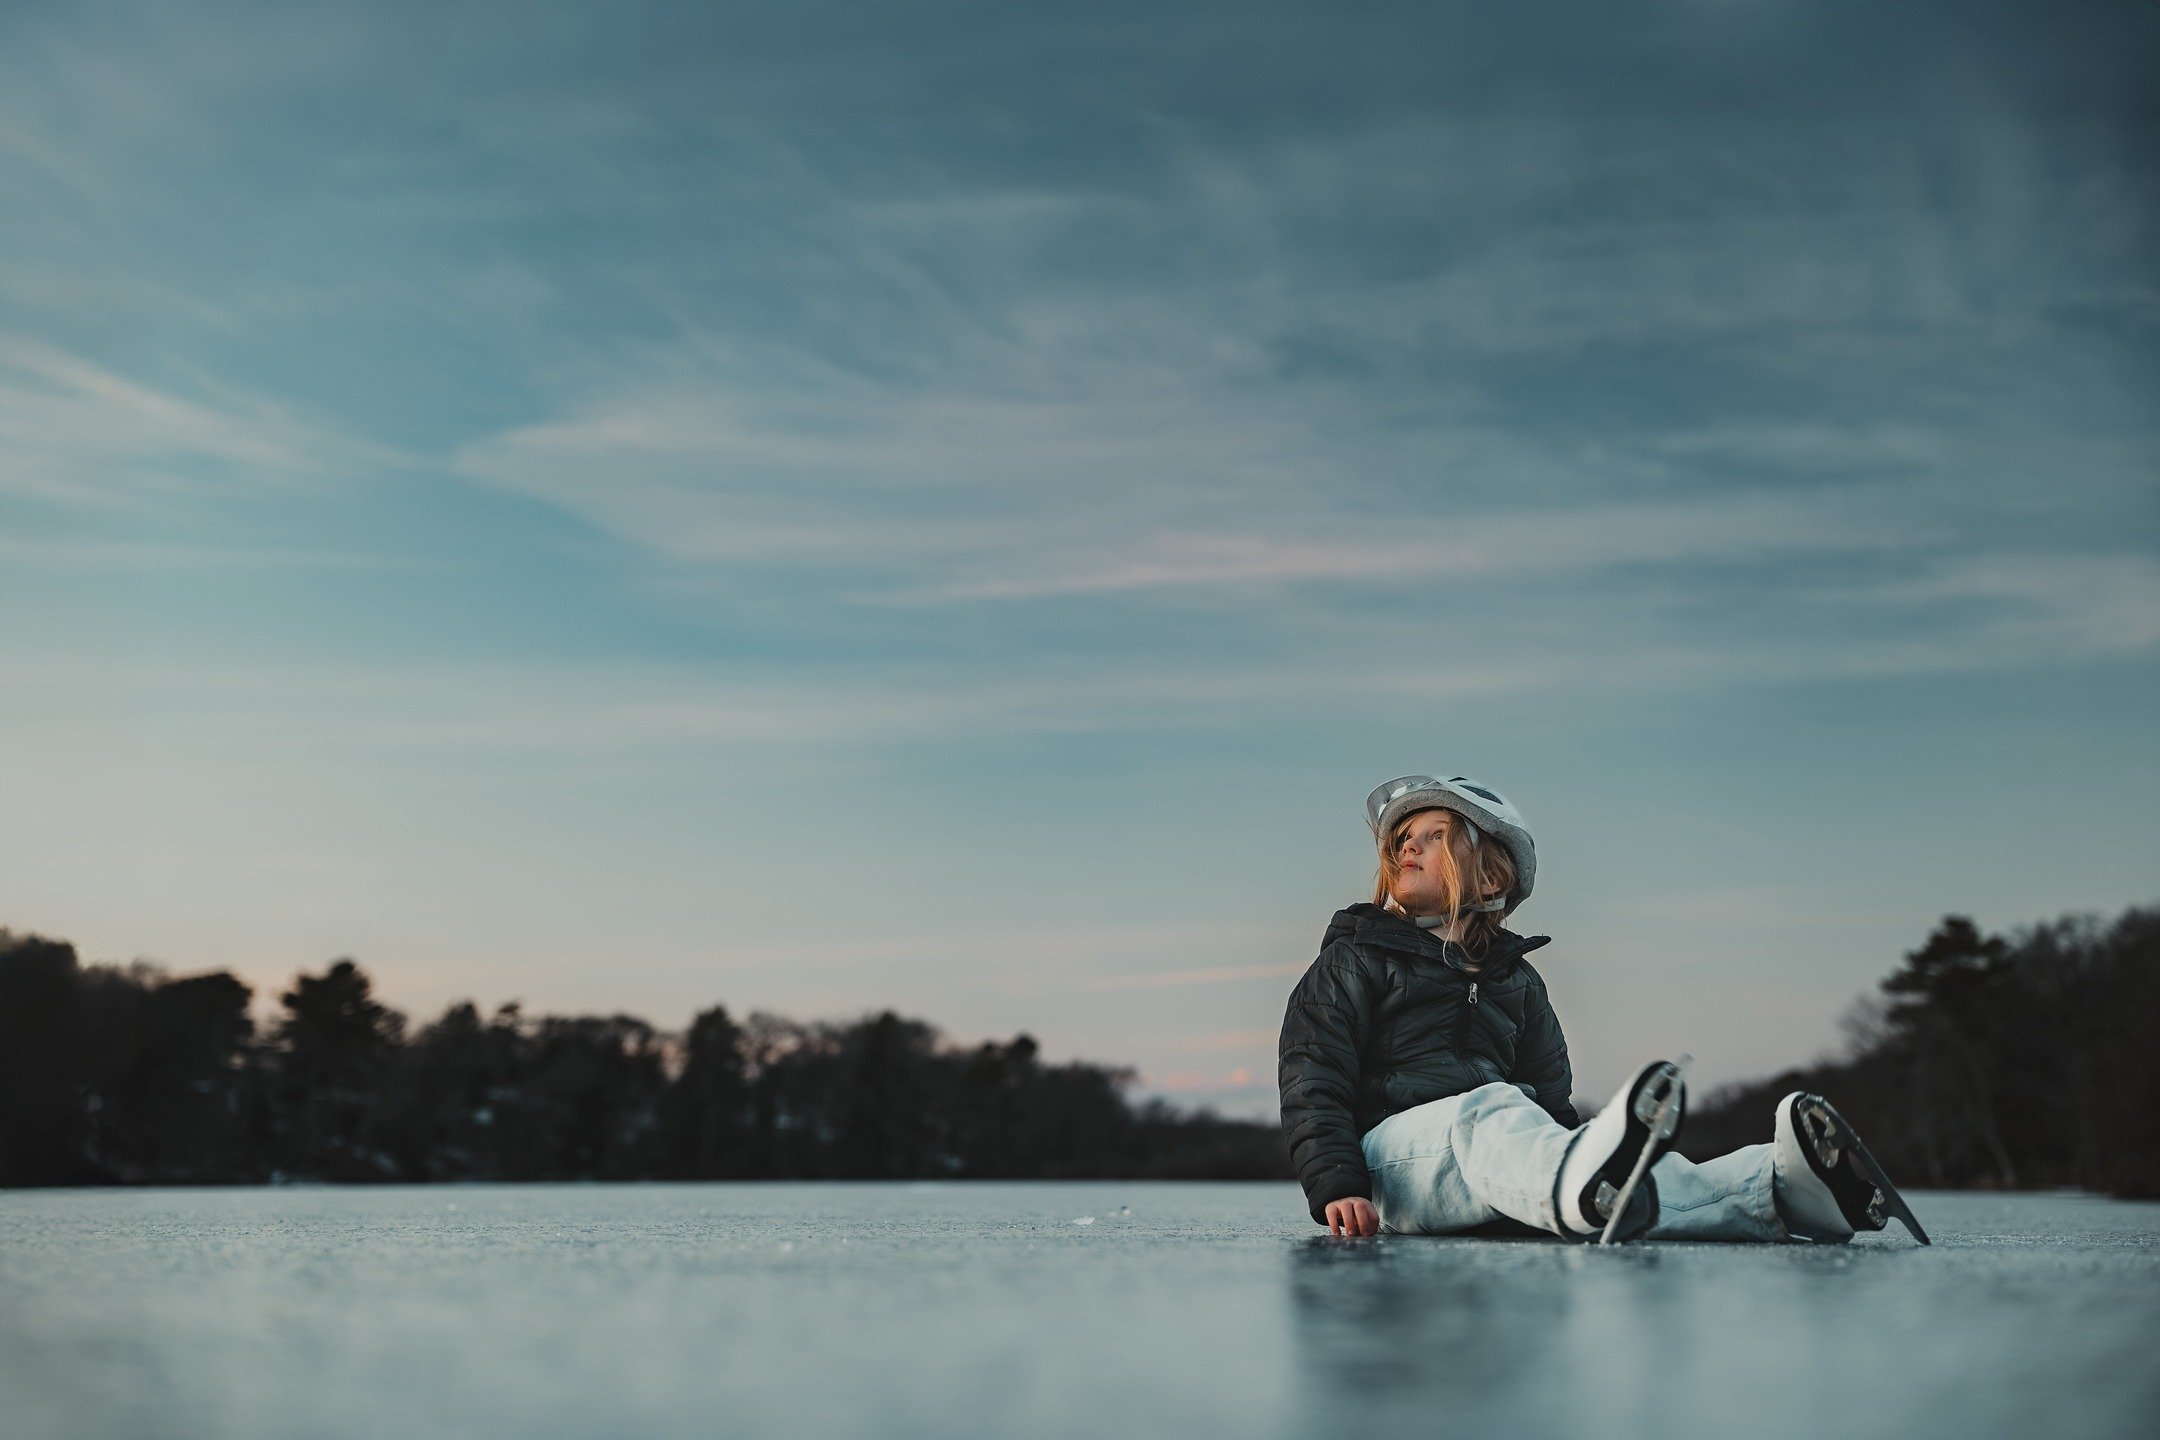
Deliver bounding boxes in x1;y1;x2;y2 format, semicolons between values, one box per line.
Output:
8;903;2155;1198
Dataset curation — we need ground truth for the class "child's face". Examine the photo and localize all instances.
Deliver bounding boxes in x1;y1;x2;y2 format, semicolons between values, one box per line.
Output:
1391;810;1462;915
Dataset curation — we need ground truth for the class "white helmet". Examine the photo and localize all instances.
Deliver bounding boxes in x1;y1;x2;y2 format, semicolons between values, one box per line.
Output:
1365;774;1537;917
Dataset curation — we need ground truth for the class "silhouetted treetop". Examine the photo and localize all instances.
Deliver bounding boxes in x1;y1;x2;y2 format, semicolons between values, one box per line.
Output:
0;935;1287;1187
1681;904;2159;1198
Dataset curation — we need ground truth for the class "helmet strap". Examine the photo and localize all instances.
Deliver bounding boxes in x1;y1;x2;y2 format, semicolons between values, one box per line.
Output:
1385;894;1508;928
1411;897;1508;927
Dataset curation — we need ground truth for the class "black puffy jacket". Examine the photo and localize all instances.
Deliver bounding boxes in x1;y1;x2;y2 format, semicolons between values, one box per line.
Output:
1277;903;1578;1223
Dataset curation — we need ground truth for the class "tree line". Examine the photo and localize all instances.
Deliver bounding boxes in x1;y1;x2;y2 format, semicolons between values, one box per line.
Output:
0;935;1290;1187
5;902;2154;1194
1680;904;2160;1199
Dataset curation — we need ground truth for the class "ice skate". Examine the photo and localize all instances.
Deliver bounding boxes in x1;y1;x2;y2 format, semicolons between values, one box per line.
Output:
1557;1057;1688;1244
1774;1093;1931;1246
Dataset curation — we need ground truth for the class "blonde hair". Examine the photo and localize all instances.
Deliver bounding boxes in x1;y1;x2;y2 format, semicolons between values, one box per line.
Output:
1373;808;1518;958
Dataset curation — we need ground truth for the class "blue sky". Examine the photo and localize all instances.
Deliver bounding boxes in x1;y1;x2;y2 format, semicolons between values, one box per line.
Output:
2;1;2155;1117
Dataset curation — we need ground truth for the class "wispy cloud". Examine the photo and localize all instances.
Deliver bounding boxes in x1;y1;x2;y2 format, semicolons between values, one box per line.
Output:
1144;1067;1268;1098
678;923;1292;974
1156;1027;1281;1054
916;493;1926;601
0;335;394;510
0;533;427;573
1085;963;1307;991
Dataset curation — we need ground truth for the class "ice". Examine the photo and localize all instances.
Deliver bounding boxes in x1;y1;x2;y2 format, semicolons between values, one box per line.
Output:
2;1184;2155;1440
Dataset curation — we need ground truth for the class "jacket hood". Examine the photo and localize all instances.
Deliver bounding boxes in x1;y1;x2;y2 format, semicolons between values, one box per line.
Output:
1321;902;1550;976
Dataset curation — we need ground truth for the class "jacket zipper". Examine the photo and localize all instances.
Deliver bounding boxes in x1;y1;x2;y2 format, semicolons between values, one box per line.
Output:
1468;981;1479;1006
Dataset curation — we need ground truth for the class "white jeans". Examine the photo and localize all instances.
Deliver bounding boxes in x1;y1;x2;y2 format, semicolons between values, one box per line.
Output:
1361;1081;1789;1241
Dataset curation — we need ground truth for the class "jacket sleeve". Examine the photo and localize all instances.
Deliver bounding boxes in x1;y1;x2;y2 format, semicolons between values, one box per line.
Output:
1278;942;1376;1223
1511;968;1579;1128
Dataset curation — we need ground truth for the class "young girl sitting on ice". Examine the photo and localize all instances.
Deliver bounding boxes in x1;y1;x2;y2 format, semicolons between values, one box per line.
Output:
1277;774;1926;1245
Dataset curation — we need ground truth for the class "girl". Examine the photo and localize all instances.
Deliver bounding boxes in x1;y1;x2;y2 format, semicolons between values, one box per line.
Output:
1277;774;1927;1245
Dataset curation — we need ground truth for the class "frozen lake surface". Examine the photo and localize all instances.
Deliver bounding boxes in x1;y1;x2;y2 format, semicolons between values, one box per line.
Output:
4;1183;2156;1440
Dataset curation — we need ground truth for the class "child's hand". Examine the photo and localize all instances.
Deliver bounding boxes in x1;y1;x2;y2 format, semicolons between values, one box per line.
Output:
1325;1197;1380;1237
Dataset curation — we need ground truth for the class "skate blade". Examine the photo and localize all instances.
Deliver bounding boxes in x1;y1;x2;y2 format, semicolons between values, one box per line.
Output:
1815;1101;1931;1246
1630;1060;1687;1141
1599;1056;1690;1247
1858;1164;1931;1246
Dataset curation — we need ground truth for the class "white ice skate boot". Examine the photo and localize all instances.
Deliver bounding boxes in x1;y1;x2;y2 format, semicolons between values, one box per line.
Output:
1556;1057;1687;1244
1774;1093;1931;1246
